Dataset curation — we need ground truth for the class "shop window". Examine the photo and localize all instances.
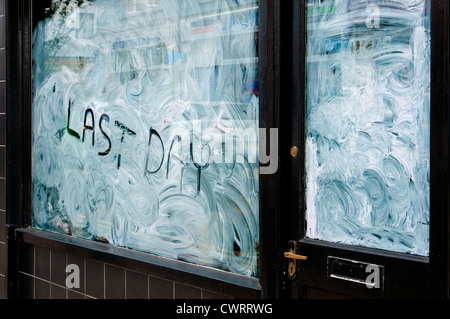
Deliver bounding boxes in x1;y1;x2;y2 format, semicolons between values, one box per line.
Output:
31;0;260;277
304;0;431;256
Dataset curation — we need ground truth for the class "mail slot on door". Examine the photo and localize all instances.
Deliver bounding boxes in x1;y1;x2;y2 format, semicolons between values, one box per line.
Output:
327;257;384;290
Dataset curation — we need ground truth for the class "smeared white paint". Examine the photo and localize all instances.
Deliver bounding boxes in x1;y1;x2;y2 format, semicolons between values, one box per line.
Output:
305;0;430;256
32;0;260;277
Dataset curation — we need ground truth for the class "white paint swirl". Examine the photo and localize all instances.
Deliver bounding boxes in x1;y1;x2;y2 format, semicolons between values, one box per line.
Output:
305;0;430;256
32;0;260;276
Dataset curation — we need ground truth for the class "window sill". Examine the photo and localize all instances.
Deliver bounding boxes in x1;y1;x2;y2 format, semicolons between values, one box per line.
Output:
15;227;262;297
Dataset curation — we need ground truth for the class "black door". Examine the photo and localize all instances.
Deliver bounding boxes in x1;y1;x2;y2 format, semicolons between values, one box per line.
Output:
282;0;449;299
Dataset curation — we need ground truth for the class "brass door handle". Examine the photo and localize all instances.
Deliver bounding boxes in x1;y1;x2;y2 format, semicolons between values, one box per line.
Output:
285;241;307;279
284;252;308;260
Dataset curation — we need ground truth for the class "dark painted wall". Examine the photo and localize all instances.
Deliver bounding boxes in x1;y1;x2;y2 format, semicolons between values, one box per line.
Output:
0;0;7;300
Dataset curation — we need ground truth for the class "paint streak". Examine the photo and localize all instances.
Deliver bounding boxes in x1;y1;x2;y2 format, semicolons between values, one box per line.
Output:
32;0;260;277
305;0;430;256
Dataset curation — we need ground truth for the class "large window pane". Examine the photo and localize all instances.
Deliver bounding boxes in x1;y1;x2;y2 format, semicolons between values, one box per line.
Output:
305;0;430;256
32;0;260;277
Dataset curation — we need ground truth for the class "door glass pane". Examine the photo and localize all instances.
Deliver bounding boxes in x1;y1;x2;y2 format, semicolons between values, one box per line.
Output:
305;0;430;256
32;0;260;277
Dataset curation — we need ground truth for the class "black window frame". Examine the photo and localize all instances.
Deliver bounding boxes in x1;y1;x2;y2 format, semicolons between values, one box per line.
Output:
5;0;285;299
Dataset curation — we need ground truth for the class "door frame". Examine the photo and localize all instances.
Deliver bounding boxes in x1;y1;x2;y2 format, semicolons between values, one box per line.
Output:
282;0;449;299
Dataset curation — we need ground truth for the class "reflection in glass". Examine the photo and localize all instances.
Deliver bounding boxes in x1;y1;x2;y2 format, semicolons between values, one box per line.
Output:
305;0;431;256
32;0;260;277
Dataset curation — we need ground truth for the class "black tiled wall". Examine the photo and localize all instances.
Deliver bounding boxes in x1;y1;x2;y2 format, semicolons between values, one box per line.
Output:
0;0;7;300
17;242;239;299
